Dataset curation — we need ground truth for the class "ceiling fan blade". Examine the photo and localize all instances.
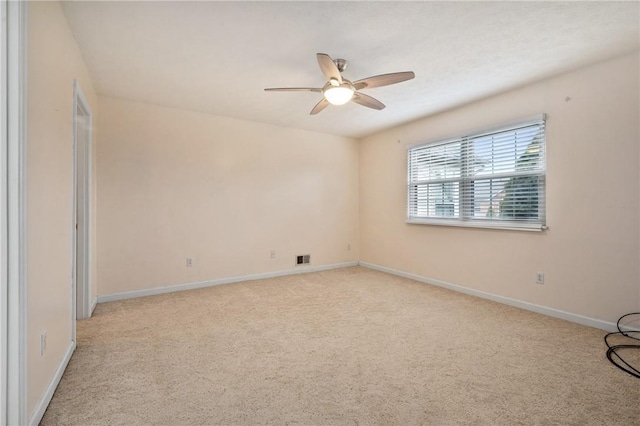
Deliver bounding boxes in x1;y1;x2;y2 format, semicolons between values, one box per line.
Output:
352;92;385;110
310;98;330;115
353;71;415;90
317;53;342;84
264;87;323;93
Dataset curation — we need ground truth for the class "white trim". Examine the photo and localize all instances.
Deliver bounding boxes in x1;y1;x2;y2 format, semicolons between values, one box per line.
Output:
405;218;546;232
90;297;97;315
71;86;76;341
358;261;619;332
5;0;28;424
97;261;358;303
0;0;9;425
1;2;9;422
27;341;75;426
72;80;92;329
618;324;637;334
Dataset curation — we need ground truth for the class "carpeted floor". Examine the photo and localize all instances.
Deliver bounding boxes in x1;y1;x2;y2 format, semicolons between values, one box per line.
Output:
41;266;639;425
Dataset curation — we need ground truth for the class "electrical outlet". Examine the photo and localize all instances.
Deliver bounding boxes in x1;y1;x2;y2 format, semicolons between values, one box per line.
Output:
536;272;545;285
270;250;276;259
186;257;193;267
40;331;47;356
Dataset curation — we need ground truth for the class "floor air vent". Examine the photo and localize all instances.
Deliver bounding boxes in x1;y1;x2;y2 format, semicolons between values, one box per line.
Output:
296;254;310;265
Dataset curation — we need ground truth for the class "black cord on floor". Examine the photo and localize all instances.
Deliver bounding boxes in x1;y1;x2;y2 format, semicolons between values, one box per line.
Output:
604;312;640;379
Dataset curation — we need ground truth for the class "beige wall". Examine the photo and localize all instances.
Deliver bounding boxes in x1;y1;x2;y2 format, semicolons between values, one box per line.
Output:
359;52;640;324
97;97;359;296
27;1;98;417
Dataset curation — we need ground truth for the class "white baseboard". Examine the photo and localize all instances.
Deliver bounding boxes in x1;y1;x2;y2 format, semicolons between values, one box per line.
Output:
96;259;621;332
29;341;76;426
90;296;97;315
97;261;359;304
358;261;619;332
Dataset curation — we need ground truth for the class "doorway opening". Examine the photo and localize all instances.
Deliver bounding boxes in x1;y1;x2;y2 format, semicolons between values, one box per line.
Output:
73;81;92;327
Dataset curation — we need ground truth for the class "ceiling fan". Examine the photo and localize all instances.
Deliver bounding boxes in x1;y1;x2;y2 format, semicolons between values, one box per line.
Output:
264;53;415;115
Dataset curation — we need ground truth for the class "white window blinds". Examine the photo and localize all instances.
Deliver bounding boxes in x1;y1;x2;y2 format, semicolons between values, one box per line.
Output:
407;116;546;231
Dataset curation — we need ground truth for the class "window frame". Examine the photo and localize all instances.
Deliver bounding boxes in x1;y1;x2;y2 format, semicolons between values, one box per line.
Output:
406;114;547;232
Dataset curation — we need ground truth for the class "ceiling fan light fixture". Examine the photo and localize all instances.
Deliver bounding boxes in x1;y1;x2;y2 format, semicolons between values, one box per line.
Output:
324;85;354;105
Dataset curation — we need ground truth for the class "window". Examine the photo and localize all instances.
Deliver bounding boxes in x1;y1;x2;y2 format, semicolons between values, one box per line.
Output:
407;115;546;231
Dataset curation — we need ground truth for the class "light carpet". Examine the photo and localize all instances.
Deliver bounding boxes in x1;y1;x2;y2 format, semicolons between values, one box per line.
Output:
41;266;639;425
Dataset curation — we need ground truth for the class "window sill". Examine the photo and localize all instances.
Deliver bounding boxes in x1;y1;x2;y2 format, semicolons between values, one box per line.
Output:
406;218;547;232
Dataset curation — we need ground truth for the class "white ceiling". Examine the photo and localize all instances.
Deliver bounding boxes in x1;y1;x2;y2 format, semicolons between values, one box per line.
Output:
61;1;639;139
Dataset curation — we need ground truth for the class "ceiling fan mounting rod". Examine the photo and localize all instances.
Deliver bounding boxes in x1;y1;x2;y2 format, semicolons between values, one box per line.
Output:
334;58;348;73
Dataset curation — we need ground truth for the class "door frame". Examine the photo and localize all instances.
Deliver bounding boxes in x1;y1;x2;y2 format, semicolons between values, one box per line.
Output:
2;0;29;424
72;80;92;336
